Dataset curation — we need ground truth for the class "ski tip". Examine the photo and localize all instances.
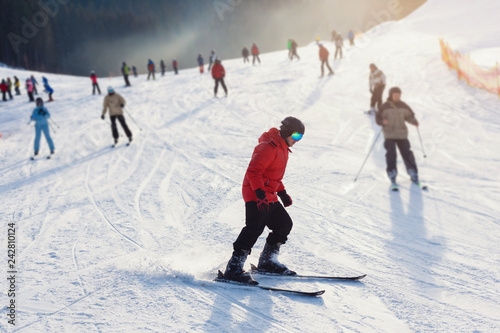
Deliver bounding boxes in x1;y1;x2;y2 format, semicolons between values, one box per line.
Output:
356;274;367;280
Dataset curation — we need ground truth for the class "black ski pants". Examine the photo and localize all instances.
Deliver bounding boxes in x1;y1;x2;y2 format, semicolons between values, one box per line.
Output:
28;91;34;102
1;92;6;101
252;54;260;64
214;78;227;95
320;60;333;76
233;201;293;254
92;83;101;95
384;138;418;177
110;115;132;140
243;56;249;63
370;84;385;110
147;71;155;80
123;74;131;86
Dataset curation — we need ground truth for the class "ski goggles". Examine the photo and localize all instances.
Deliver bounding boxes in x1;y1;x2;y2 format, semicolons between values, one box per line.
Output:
291;131;303;141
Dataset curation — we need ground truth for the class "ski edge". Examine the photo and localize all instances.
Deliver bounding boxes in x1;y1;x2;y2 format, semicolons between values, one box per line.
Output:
215;271;325;296
249;264;366;281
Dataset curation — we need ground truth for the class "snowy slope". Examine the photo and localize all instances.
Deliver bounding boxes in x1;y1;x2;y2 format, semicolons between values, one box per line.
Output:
1;0;500;331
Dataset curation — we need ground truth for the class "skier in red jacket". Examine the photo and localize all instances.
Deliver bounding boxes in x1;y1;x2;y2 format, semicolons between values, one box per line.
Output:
251;43;260;65
319;44;334;77
90;71;101;95
211;59;227;97
222;117;306;284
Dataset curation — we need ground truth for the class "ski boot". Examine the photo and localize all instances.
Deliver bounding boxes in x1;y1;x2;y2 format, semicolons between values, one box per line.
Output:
223;249;258;285
408;169;419;185
30;151;39;160
257;242;296;275
388;170;398;191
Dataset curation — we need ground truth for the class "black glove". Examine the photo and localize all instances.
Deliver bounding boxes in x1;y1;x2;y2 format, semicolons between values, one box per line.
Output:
255;189;269;212
278;190;293;207
101;115;105;120
120;104;124;108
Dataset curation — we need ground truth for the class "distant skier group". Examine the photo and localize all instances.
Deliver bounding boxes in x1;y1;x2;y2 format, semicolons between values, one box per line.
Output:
1;75;54;103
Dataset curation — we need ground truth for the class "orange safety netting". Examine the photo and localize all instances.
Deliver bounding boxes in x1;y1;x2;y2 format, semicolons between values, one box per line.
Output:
439;38;500;96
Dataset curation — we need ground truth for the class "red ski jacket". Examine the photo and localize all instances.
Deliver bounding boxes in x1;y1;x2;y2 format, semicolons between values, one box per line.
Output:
319;46;329;61
252;45;259;55
242;128;290;203
211;63;225;79
0;83;7;92
90;74;98;84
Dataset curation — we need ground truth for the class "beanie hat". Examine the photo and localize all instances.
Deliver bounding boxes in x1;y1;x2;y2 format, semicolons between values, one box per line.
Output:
107;86;114;93
35;97;43;104
387;86;401;100
279;116;305;138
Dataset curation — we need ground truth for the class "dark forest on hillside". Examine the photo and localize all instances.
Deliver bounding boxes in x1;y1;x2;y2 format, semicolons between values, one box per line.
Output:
0;0;425;76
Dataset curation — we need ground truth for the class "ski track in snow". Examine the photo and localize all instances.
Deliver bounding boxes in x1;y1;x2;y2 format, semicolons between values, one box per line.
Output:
1;1;500;331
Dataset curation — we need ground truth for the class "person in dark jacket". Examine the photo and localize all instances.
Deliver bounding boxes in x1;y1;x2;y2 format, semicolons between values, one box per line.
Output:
30;97;55;159
90;71;101;95
172;59;178;75
376;87;420;186
14;76;21;95
132;66;138;78
160;60;166;76
318;44;334;77
6;78;13;100
211;59;227;97
121;62;131;86
147;59;155;80
221;117;305;284
0;80;8;101
242;47;250;63
251;43;260;65
197;54;204;73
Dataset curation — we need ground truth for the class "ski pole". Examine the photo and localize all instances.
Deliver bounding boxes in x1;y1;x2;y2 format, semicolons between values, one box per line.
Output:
124;108;143;131
27;120;32;125
49;118;60;129
48;120;56;133
354;127;382;182
416;127;427;158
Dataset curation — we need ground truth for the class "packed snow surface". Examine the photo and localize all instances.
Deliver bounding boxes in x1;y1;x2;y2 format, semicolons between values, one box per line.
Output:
1;0;499;331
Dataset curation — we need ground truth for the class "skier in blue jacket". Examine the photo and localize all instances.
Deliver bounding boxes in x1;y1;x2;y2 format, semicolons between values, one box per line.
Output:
42;77;54;101
30;97;55;159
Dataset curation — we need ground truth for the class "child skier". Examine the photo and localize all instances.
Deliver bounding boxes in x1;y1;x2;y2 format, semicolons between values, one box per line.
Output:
42;77;54;101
